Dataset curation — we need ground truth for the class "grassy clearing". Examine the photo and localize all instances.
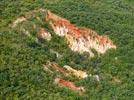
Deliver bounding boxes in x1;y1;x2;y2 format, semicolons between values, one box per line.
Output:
0;0;134;99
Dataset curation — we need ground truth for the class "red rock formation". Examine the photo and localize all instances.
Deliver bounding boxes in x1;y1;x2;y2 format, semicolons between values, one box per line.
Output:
46;10;116;57
55;78;85;92
11;9;116;57
48;62;68;75
44;62;88;79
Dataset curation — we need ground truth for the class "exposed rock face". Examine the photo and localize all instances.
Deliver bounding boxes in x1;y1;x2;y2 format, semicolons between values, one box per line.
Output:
11;9;52;42
63;65;88;79
44;61;88;79
11;9;116;57
46;10;116;57
37;28;52;41
54;78;85;93
46;62;69;75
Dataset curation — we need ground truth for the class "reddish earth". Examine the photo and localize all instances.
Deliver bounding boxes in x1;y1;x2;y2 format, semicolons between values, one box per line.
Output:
55;78;85;92
46;10;116;57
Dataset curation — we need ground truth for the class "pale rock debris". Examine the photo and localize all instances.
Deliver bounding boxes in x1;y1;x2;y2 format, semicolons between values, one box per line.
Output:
63;65;88;79
12;17;26;28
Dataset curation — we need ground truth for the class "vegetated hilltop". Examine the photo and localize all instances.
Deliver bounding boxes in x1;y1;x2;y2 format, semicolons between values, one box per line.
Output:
0;0;134;100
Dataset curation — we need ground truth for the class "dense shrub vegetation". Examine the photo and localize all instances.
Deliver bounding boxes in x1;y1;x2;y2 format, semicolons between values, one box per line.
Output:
0;0;134;99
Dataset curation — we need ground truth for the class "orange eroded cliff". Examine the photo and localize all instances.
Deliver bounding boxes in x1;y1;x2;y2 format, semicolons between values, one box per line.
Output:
46;10;116;57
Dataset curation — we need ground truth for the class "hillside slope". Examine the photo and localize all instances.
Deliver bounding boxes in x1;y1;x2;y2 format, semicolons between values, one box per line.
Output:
0;0;134;100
